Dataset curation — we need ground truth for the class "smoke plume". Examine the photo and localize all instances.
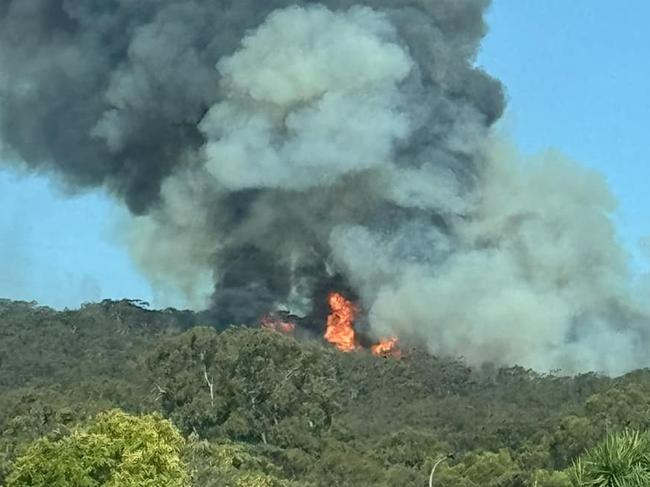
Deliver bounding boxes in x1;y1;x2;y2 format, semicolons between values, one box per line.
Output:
1;0;648;374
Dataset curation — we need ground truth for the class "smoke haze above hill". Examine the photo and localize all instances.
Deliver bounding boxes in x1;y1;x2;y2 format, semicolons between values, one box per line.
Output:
1;0;648;374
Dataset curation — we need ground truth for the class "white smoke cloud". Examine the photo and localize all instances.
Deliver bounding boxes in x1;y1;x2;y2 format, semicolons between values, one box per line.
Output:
124;171;217;310
128;4;419;309
366;138;650;375
199;5;413;190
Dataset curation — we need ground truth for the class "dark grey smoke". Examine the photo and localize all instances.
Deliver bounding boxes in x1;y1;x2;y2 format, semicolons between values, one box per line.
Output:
1;0;272;211
5;1;647;374
0;0;502;317
0;0;500;212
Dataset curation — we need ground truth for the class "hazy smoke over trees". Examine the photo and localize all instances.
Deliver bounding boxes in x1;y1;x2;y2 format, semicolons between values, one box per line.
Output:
1;0;648;374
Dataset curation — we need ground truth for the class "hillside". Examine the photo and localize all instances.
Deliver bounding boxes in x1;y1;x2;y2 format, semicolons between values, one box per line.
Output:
1;299;649;485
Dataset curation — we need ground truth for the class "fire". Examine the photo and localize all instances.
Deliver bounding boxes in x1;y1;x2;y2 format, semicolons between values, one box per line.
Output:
371;337;402;358
323;292;401;358
261;315;296;333
324;292;357;352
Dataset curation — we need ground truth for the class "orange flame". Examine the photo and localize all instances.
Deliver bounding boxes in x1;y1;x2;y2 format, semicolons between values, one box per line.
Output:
324;292;357;352
261;315;296;333
371;337;402;358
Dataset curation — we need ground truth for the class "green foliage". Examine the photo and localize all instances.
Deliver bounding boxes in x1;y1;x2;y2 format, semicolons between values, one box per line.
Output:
0;387;111;481
184;437;298;486
6;410;189;487
303;439;391;486
530;469;572;486
548;415;605;469
147;326;343;446
571;430;650;486
371;429;447;469
434;449;523;486
0;299;192;387
3;300;650;485
432;450;572;487
584;385;650;432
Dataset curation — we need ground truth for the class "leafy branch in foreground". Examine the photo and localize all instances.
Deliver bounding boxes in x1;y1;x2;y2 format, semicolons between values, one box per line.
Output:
6;410;189;487
571;430;650;486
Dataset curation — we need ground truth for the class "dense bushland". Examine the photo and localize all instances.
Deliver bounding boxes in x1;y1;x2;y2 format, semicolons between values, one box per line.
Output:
1;299;649;485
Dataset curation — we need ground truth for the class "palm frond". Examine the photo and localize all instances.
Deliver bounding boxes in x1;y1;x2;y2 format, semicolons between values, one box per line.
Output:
572;430;650;487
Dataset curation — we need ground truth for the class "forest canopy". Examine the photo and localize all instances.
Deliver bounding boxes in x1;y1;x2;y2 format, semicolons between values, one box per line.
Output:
1;299;649;485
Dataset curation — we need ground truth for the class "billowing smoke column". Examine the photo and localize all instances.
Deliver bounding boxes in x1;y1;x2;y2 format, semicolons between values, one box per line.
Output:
1;0;648;374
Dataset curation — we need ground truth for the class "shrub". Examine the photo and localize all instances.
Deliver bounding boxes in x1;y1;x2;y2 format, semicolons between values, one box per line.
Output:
6;409;189;487
571;430;650;486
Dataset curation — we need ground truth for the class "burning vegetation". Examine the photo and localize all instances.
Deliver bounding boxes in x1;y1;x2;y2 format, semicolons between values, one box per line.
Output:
323;292;401;358
324;292;358;352
371;337;402;358
260;291;402;358
260;315;297;334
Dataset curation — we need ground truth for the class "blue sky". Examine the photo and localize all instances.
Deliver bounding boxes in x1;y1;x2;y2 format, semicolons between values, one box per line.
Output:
1;0;648;309
478;1;650;266
0;170;153;307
